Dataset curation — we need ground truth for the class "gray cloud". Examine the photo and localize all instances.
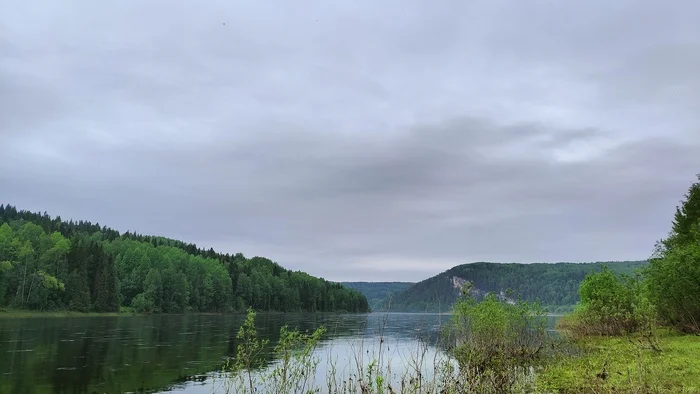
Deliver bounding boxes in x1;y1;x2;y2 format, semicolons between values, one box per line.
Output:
2;0;700;281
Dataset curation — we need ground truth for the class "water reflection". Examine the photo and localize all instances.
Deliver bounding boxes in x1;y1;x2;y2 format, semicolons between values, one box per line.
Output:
0;313;454;394
164;313;454;394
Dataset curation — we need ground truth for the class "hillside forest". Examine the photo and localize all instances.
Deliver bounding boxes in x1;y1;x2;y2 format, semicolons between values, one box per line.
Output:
386;260;647;312
0;205;369;314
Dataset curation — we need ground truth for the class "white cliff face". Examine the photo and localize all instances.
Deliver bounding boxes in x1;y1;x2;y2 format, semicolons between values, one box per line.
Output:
451;276;516;304
451;276;467;290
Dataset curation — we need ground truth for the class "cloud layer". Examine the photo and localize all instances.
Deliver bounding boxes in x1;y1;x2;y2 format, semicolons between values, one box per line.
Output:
2;0;699;280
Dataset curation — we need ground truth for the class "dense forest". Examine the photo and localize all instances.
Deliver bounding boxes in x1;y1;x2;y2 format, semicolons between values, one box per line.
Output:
388;261;648;312
0;205;369;313
341;282;414;311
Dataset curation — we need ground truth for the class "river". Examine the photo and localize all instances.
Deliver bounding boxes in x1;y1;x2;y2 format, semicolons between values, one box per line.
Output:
0;313;560;393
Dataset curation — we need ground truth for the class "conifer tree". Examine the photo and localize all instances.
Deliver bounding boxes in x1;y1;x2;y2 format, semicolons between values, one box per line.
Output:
648;174;700;333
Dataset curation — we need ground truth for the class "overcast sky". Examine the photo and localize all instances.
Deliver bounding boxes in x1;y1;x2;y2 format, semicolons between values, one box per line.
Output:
2;1;699;281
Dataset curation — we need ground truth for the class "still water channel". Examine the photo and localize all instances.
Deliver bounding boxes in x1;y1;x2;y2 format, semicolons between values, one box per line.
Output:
0;313;560;394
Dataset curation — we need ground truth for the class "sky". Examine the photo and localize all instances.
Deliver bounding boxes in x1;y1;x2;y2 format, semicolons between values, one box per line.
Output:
2;1;700;281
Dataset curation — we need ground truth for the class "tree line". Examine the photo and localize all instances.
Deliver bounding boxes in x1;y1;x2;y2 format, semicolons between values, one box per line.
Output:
0;205;369;313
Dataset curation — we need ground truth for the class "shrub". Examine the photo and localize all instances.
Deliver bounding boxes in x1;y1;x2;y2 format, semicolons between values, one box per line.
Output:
131;292;155;313
450;283;549;393
224;308;325;394
559;268;655;338
266;324;326;393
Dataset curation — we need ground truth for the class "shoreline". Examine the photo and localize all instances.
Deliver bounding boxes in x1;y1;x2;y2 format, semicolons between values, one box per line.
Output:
0;309;137;318
0;309;384;318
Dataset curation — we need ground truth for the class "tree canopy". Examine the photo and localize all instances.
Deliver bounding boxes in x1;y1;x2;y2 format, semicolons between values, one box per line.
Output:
647;174;700;333
0;205;369;313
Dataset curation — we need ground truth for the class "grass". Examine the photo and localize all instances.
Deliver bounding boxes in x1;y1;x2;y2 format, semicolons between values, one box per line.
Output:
536;329;700;393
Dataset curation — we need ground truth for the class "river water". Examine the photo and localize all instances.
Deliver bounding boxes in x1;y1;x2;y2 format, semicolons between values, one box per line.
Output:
0;313;453;394
0;313;560;394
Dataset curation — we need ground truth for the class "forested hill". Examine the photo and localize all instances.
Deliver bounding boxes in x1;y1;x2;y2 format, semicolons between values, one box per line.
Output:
387;261;648;312
341;282;414;311
0;205;369;314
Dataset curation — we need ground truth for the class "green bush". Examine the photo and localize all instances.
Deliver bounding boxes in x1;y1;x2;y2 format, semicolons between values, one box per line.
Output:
450;283;548;393
558;267;656;338
579;267;636;334
131;292;155;314
223;308;325;394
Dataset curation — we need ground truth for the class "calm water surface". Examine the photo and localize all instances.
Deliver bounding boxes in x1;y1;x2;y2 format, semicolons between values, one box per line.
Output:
1;313;454;394
0;313;561;394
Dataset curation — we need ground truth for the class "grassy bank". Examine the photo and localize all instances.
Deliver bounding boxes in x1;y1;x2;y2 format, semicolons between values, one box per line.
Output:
536;329;700;393
0;307;137;318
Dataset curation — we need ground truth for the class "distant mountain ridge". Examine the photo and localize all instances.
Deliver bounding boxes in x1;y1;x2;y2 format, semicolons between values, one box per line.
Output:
383;261;648;313
341;282;414;311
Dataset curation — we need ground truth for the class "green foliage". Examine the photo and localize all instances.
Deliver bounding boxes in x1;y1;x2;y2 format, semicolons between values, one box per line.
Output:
390;261;648;312
0;204;369;314
221;309;327;394
219;308;544;394
0;261;12;304
579;267;632;311
131;292;155;313
547;177;700;389
646;175;700;333
228;308;270;393
559;268;656;338
536;329;700;393
25;271;65;310
450;284;549;393
266;324;326;393
578;267;637;335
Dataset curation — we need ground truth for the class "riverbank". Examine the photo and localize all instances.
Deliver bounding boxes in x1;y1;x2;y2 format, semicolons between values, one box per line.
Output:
0;307;137;318
536;329;700;393
0;308;255;318
0;308;384;318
